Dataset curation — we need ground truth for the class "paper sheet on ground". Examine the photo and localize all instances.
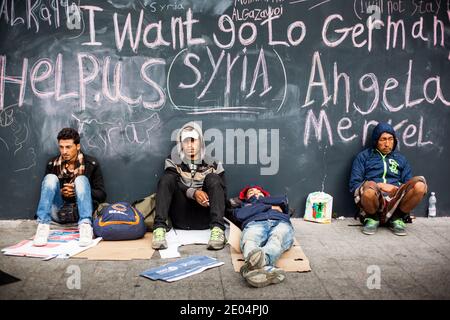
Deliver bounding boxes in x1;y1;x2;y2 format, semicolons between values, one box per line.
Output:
73;232;155;260
158;228;230;259
158;229;181;259
140;255;224;282
1;229;101;260
227;219;311;273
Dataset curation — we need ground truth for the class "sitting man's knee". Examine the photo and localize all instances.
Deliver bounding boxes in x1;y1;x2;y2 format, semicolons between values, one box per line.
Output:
158;173;177;188
361;181;379;199
413;181;427;195
359;182;380;214
42;174;59;188
74;175;90;193
74;175;89;184
363;181;378;190
204;173;222;187
361;188;378;202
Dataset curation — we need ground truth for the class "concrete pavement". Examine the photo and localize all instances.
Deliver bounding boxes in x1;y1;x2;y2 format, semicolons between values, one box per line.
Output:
1;217;450;300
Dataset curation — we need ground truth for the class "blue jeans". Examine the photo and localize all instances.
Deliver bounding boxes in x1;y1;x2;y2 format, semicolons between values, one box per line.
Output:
240;219;294;266
36;174;93;225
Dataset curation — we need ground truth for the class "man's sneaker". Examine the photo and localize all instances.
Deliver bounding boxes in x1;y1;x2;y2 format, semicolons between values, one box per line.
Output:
390;218;407;236
362;217;379;235
33;223;50;247
79;223;93;247
244;266;286;288
152;227;168;250
240;248;266;277
207;226;226;250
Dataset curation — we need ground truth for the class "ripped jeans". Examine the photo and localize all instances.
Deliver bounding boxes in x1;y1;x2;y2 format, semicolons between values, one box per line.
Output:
36;174;93;225
240;219;294;266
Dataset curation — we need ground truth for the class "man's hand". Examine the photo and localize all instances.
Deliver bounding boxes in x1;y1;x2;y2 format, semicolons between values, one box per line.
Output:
271;205;282;213
61;183;75;198
194;190;209;207
377;183;398;195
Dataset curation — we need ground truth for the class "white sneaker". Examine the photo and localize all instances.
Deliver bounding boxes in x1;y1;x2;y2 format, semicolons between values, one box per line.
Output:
33;223;50;247
78;223;93;247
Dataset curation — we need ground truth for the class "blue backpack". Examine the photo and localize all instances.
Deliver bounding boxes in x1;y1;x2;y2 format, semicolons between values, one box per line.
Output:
93;202;146;240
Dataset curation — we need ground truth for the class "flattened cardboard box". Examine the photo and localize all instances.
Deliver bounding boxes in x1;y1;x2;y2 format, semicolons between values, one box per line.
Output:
228;219;311;273
73;232;155;260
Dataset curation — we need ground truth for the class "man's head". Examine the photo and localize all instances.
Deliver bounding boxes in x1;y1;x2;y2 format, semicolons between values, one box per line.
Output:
180;126;201;161
239;185;270;201
57;128;80;163
371;123;397;155
246;188;265;200
376;132;395;155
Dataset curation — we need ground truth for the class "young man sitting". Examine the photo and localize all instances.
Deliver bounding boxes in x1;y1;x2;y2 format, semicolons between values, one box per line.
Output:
33;128;106;247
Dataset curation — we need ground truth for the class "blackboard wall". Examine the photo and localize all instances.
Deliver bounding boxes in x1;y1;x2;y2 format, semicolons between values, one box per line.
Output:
1;0;449;219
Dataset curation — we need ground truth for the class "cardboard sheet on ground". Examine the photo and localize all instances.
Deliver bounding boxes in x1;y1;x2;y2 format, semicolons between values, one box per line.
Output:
2;229;101;260
73;232;155;260
228;220;311;273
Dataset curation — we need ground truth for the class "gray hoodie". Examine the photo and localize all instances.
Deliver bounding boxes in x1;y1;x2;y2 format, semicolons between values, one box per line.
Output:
165;122;225;199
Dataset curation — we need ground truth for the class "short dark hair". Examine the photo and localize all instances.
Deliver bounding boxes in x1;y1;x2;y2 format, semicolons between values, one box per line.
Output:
57;128;80;144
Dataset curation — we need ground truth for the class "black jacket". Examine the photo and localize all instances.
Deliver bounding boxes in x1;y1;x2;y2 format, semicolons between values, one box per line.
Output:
45;154;107;207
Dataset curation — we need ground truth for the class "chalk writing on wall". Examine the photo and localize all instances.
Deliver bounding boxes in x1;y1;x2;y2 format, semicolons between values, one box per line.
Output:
0;0;448;218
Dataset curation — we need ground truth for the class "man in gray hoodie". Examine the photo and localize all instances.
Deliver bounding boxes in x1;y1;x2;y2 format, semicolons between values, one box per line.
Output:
152;122;227;250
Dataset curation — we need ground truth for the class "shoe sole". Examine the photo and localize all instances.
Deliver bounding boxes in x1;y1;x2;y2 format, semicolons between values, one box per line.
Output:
390;229;407;236
152;243;168;250
362;229;376;235
389;225;406;236
207;244;225;250
32;242;47;247
207;240;227;250
248;249;265;269
153;247;168;250
245;269;286;288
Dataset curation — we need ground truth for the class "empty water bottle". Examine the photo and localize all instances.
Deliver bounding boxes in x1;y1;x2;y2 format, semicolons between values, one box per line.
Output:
428;192;437;217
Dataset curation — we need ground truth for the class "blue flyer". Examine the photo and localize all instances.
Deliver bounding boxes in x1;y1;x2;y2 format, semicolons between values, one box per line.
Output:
140;255;224;282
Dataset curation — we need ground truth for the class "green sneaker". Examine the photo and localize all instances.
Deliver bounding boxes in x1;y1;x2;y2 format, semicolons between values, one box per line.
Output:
362;217;379;235
207;227;227;250
390;219;407;236
151;227;168;250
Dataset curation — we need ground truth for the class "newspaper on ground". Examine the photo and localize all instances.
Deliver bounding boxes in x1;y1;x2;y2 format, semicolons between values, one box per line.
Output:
1;229;101;260
140;255;224;282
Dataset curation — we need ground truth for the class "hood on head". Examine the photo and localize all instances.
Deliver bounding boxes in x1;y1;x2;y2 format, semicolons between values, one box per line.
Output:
176;121;205;164
371;122;397;151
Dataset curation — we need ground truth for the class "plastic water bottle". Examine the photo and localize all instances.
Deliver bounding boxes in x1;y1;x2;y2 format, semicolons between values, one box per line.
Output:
428;192;437;218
